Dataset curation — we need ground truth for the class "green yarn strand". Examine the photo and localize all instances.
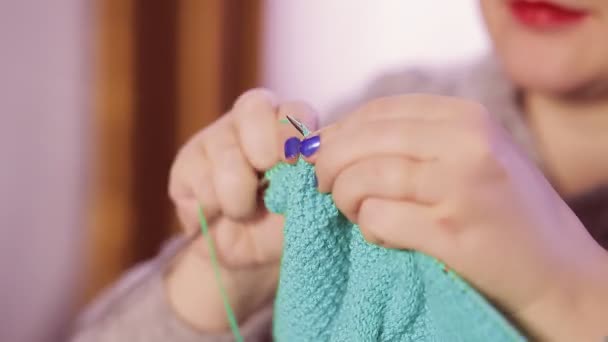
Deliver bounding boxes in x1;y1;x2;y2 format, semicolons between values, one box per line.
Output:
198;204;244;342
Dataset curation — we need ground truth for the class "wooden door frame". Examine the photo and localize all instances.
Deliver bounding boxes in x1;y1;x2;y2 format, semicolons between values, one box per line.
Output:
87;0;262;302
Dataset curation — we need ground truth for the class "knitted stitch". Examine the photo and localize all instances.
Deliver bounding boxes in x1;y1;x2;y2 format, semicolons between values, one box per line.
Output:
264;159;527;341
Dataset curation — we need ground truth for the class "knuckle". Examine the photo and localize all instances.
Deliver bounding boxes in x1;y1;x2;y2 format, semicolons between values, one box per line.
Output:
222;173;254;195
202;115;234;144
468;116;498;160
249;151;277;171
434;208;460;236
382;159;416;198
216;170;256;216
167;183;182;205
460;130;506;182
278;101;319;130
167;170;183;203
244;139;278;172
175;204;197;233
233;88;277;114
217;143;246;171
447;99;491;129
469;133;494;162
459;100;489;122
357;200;381;244
168;147;197;200
449;103;497;165
359;225;381;245
332;177;357;220
209;142;255;191
358;96;397;117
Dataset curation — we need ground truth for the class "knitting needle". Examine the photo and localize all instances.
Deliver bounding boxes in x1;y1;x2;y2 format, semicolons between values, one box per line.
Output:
286;114;310;137
258;115;310;192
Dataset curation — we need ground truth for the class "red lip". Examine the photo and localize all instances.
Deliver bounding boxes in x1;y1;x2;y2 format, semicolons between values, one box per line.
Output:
510;0;588;29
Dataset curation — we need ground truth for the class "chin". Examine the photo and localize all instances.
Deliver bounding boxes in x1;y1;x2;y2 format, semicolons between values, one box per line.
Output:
499;48;608;100
499;51;587;96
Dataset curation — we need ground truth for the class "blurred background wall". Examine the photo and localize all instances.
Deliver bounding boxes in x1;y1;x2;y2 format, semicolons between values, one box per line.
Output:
263;0;489;114
87;0;262;301
0;1;89;341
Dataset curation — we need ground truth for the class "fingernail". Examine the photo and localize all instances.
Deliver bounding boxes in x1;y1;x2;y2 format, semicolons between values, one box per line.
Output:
300;135;320;157
284;136;301;159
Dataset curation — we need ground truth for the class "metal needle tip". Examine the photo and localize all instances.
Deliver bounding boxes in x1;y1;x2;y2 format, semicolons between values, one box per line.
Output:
285;114;310;137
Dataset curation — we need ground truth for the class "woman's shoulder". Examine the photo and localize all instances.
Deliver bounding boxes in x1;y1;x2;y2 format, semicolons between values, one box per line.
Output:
364;56;513;104
328;56;514;120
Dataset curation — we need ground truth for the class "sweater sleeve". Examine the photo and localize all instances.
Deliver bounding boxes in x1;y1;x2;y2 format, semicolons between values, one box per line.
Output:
69;236;274;342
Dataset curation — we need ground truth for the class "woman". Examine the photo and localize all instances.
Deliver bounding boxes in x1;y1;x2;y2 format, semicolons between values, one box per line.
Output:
72;1;608;340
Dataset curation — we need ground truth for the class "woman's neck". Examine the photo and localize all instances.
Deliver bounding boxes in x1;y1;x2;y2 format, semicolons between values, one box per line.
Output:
524;91;608;196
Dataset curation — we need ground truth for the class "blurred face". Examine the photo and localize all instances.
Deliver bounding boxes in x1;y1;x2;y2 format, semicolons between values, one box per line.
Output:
480;0;608;99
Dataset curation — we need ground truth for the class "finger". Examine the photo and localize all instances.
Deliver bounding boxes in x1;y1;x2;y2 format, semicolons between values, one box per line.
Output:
315;119;450;192
169;143;221;232
347;94;462;124
331;156;441;223
205;124;259;220
312;95;452;153
276;101;319;163
189;217;241;266
174;198;200;234
232;88;280;170
313;95;476;161
358;198;445;253
297;120;344;165
243;211;285;264
210;211;284;268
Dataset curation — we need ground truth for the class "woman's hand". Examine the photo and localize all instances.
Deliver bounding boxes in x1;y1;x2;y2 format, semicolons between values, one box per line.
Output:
166;89;318;332
302;94;608;340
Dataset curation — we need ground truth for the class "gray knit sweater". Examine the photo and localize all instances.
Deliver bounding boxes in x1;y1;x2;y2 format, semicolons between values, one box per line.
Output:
69;56;608;341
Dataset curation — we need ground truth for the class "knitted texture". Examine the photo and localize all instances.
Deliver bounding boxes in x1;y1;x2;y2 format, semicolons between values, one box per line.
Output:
264;159;527;341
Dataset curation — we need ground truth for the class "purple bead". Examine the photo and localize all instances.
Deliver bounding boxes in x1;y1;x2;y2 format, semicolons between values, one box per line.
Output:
300;135;320;157
284;137;301;159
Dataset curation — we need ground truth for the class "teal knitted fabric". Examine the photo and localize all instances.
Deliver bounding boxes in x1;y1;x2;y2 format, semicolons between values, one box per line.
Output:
264;159;527;341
